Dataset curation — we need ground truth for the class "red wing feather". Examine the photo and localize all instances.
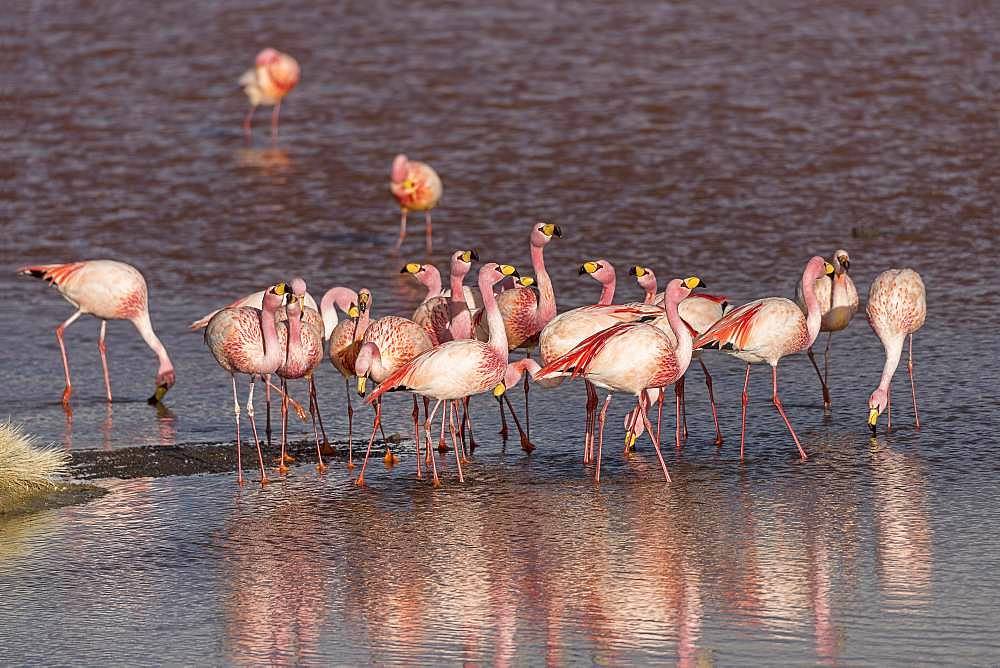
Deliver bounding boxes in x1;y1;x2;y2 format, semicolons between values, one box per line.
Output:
17;262;86;287
537;322;640;380
694;301;764;350
365;357;419;404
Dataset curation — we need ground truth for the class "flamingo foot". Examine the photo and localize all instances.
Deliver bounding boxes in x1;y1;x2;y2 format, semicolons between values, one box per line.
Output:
317;462;327;473
355;474;365;487
714;434;724;447
277;464;289;474
520;436;535;453
319;443;336;457
384;451;400;466
281;452;296;464
432;473;442;488
62;385;73;406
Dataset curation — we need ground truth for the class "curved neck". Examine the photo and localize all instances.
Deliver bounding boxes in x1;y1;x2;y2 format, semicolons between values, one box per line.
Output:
449;270;467;305
260;304;283;371
878;335;904;393
531;244;556;322
132;312;173;377
320;287;358;341
597;277;616;306
423;268;443;301
643;281;657;304
358;342;387;381
479;273;508;357
665;293;693;375
800;271;823;345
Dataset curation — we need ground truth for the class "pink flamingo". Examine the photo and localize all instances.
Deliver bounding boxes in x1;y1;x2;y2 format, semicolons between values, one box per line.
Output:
204;282;290;485
630;265;659;304
189;289;318;331
274;279;327;474
537;277;706;482
405;250;480;345
695;257;835;460
240;48;300;141
390;154;442;254
18;260;176;409
353;312;434;486
328;288;371;467
866;268;926;435
489;222;562;446
795;249;859;409
366;263;519;487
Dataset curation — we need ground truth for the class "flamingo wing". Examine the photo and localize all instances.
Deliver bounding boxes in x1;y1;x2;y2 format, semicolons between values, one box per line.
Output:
537;322;642;380
694;301;765;351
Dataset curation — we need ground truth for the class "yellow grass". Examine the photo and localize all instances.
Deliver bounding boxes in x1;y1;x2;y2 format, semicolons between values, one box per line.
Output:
0;420;69;497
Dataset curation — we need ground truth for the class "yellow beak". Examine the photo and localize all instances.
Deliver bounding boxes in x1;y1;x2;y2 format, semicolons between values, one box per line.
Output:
868;407;879;435
357;376;367;397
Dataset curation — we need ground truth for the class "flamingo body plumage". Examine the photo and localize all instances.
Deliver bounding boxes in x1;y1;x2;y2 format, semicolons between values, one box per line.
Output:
240;48;300;140
390;154;442;253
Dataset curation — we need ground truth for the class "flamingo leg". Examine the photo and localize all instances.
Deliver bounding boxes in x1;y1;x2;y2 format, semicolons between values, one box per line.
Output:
822;332;833;407
55;310;83;408
640;407;671;483
740;364;751;460
451;401;468;462
584;381;598;462
462;396;478;453
700;358;723;446
423;397;432;466
502;393;535;452
278;379;290;474
438;402;448;453
411;395;423;479
656;389;664;447
424;400;443;487
245;376;270;484
356;399;381;486
232;375;243;485
425;210;433;255
908;334;920;430
596;394;611;483
308;380;326;472
677;375;688;441
449;401;465;482
675;384;682;449
498;394;509;439
243;105;256;139
806;346;830;409
887;386;892;433
771;365;807;460
97;320;112;403
265;378;273;450
345;378;355;469
395;209;409;250
310;377;330;451
270;101;281;142
524;352;531;439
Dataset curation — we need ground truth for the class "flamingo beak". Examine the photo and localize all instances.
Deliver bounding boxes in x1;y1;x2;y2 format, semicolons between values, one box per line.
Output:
629;265;645;277
147;384;169;405
492;383;506;401
824;262;835;277
839;257;850;272
684;276;706;289
357;377;367;397
868;408;879;435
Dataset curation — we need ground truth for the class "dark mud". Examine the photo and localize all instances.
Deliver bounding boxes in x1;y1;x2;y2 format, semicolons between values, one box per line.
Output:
0;483;107;517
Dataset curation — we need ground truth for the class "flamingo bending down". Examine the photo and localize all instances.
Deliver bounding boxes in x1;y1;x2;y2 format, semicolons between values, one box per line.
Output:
204;282;290;484
353;314;434;486
18;260;176;409
537;277;706;482
240;48;300;141
390;154;442;254
695;257;835;460
328;288;371;468
795;249;859;409
366;263;519;487
866;269;926;435
275;279;327;473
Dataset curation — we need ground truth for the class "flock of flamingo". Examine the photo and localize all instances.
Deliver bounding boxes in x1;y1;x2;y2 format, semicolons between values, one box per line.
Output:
15;48;928;488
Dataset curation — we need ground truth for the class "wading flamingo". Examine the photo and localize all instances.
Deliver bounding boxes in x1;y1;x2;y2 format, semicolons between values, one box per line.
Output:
275;279;327;474
240;48;300;141
18;260;176;409
695;257;835;460
366;263;519;487
866;269;926;435
390;154;442;254
204;282;290;485
537;277;706;483
795;249;859;409
329;288;371;466
405;250;479;344
353;313;434;486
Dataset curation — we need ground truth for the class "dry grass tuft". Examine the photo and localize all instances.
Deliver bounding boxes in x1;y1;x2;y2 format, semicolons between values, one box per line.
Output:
0;420;69;496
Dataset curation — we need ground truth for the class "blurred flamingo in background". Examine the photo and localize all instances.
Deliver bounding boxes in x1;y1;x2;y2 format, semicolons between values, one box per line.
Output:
18;260;176;410
795;249;859;409
240;48;300;141
390;154;442;254
695;256;835;460
204;282;290;485
866;268;926;435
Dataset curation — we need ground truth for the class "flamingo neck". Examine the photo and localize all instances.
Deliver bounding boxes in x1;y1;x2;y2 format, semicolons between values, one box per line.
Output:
531;244;556;322
643;281;657;304
479;273;508;357
357;342;387;382
423;268;443;301
260;303;283;372
665;292;693;375
449;270;467;305
878;335;905;393
320;287;358;341
133;312;174;379
597;277;616;306
801;271;823;346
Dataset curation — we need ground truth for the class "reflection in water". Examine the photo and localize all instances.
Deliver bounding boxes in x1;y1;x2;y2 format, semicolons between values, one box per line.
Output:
235;148;292;173
155;403;177;447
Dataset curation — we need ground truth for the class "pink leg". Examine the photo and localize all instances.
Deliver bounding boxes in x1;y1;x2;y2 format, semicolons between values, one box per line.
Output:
243;105;256;139
677;375;688;440
438;402;448;453
356;400;381;486
425;210;433;255
278;379;290;474
908;334;920;430
232;375;244;485
502;393;534;452
675;384;682;449
584;381;598;462
823;331;833;407
498;394;509;439
771;366;807;460
449;401;464;482
265;378;273;450
97;320;112;402
740;364;751;460
308;380;326;471
425;400;443;487
55;310;82;408
412;395;423;479
270;101;281;142
700;358;724;446
640;406;671;483
310;377;331;452
423;397;432;466
655;389;664;447
524;352;531;439
395;209;409;250
887;387;893;433
596;394;611;482
463;396;478;452
245;376;270;484
345;378;355;468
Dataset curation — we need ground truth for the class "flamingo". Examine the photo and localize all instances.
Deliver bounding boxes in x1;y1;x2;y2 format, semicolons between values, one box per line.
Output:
630;265;659;304
487;222;562;446
189;289;318;331
405;250;480;344
695;256;835;460
537;277;706;482
390;154;442;254
353;313;434;486
274;279;327;474
240;48;300;141
328;288;371;467
17;260;176;409
795;249;859;409
366;263;519;487
204;282;290;484
865;269;926;435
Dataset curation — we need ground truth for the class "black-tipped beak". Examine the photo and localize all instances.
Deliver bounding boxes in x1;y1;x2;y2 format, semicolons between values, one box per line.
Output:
869;422;877;436
147;384;169;405
471;249;480;261
628;266;638;276
399;266;408;273
578;266;587;275
841;259;850;272
553;225;563;238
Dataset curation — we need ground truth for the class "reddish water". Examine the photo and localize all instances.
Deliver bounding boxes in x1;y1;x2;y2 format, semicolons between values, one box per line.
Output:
2;0;999;664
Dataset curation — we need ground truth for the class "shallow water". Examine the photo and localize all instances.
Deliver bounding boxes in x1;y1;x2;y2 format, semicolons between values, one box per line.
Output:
3;0;1000;664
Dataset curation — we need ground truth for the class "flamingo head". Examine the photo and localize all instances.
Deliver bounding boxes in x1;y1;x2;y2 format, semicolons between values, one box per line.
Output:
356;288;372;316
451;249;479;277
400;262;440;290
391;154;410;185
664;276;705;305
629;265;657;293
867;388;888;435
149;367;177;404
579;259;614;286
479;263;519;291
834;249;851;274
805;256;836;283
290;277;308;308
518;276;536;287
355;342;379;396
530;222;562;248
263;282;291;312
